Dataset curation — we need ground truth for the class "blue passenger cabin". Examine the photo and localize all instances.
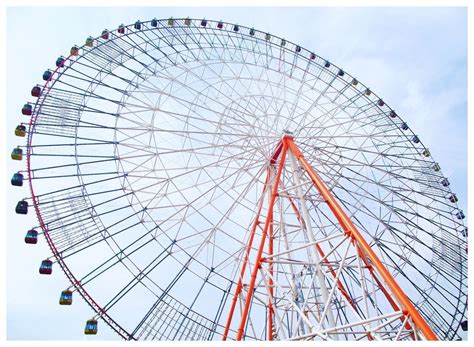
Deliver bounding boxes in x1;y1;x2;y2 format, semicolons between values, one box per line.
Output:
134;20;142;30
449;194;458;203
56;56;65;68
39;259;53;275
43;70;52;81
22;104;32;116
460;227;468;237
11;172;24;186
295;46;301;53
461;320;468;331
11;147;23;161
59;289;73;305
250;28;255;36
233;24;239;32
401;122;409;130
84;319;98;335
412;135;420;144
201;19;207;27
25;229;38;244
15;200;28;214
15;125;26;137
151;18;158;27
456;211;465;220
338;69;344;77
441;178;450;187
324;60;330;67
31;86;41;97
310;53;316;60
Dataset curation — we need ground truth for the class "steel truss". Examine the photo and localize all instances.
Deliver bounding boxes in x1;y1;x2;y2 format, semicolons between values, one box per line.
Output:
223;134;437;341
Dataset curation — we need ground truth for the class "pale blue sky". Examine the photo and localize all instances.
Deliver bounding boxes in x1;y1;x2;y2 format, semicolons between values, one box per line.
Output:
6;6;467;341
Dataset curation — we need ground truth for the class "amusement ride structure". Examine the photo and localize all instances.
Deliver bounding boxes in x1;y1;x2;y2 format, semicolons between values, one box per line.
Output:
11;17;468;340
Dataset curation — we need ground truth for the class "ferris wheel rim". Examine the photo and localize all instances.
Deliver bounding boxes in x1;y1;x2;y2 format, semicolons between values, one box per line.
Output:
23;17;467;340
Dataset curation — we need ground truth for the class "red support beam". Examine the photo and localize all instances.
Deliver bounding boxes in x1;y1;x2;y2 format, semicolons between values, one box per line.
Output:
284;135;437;341
235;142;288;340
222;169;271;340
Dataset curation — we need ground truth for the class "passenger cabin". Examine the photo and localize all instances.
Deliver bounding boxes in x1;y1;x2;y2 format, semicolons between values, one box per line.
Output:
151;18;158;27
310;53;316;60
217;21;223;29
456;211;465;220
461;320;468;332
11;172;24;186
249;28;255;36
39;259;53;275
84;319;98;335
200;19;207;27
389;110;397;118
85;37;94;47
378;99;385;107
412;135;420;144
280;39;286;46
295;46;301;53
15;200;28;214
22;104;32;116
56;56;65;68
59;290;73;305
134;21;142;30
101;29;109;39
70;46;79;56
11;147;23;161
15;125;26;137
167;18;174;26
324;61;330;68
365;89;371;96
185;18;192;26
338;69;344;77
31;86;41;97
265;33;271;41
441;178;450;187
422;149;430;157
401;122;409;131
25;229;38;244
449;194;458;203
43;70;52;81
233;24;239;32
432;163;440;172
460;227;468;237
351;78;358;86
118;24;125;34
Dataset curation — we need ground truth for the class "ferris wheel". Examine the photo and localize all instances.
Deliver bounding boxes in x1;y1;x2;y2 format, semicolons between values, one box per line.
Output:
11;17;468;341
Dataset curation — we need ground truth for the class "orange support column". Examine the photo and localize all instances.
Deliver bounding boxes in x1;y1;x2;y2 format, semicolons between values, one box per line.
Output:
235;142;288;341
222;170;271;340
284;135;438;341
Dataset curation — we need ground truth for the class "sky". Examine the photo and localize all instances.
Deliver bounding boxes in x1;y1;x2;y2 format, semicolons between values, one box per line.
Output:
4;5;468;342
